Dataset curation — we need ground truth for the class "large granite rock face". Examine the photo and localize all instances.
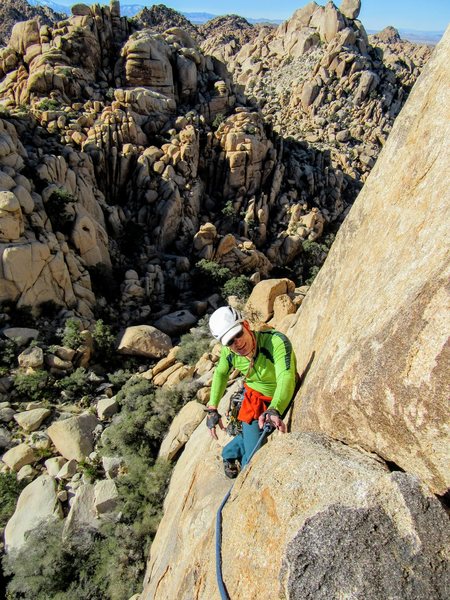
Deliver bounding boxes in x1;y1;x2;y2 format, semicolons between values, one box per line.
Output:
286;27;450;495
142;433;449;599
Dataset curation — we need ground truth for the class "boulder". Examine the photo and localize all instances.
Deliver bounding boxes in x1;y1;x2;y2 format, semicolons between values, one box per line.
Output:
0;190;23;241
44;456;67;477
2;443;37;471
14;408;51;432
268;294;297;329
97;397;119;420
56;458;78;480
117;325;172;359
339;0;361;20
17;346;44;369
159;401;206;460
153;310;197;336
102;456;123;479
2;327;39;346
0;426;11;449
245;278;296;322
47;414;99;461
63;483;101;537
4;474;63;552
94;479;119;514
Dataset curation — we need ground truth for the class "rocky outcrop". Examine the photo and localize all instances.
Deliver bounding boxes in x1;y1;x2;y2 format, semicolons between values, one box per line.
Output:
216;1;431;186
134;4;201;42
199;15;260;65
140;22;449;600
142;433;449;599
0;0;65;48
286;26;450;495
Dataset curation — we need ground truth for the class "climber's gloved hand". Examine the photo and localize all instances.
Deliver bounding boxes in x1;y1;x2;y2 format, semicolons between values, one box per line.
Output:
205;407;225;440
258;408;286;433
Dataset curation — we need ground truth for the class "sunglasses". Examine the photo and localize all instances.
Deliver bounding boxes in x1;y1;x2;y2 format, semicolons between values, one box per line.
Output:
226;328;245;347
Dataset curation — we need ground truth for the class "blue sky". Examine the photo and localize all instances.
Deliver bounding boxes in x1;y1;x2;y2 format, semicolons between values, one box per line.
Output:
54;1;450;31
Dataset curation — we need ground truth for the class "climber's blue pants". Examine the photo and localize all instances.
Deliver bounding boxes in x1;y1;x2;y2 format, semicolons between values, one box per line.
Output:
222;420;263;467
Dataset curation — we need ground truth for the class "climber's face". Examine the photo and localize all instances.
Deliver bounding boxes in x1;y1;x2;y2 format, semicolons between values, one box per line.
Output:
228;322;254;356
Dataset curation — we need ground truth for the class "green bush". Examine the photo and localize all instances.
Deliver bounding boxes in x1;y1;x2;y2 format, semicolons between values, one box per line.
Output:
305;265;320;285
45;188;76;233
212;112;225;128
57;367;93;399
192;259;233;298
92;319;116;362
0;473;26;529
13;370;49;403
3;520;109;600
107;369;133;391
221;275;252;301
221;200;235;218
36;98;60;111
0;337;18;369
177;317;212;365
60;318;83;349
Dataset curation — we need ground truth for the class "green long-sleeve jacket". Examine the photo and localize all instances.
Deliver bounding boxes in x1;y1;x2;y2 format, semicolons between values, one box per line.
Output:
209;329;297;415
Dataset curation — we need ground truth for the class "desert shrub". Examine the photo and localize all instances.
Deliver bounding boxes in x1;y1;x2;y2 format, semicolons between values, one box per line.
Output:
305;265;320;285
13;370;49;402
57;367;93;399
221;199;235;218
36;98;60;111
195;259;230;285
92;319;116;362
45;188;76;233
0;337;18;369
60;318;83;349
78;456;102;483
301;233;335;285
177;317;211;365
107;368;133;391
3;521;109;600
192;259;233;297
212;112;225;128
0;473;26;529
221;275;252;301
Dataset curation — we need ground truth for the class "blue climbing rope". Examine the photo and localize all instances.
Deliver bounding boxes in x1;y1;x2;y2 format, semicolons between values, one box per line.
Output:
215;422;275;600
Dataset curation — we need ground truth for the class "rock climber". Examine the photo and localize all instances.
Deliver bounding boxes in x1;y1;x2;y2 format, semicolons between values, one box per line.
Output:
206;305;297;478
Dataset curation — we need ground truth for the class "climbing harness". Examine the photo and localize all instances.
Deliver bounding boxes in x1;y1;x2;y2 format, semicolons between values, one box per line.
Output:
215;420;275;600
225;385;244;437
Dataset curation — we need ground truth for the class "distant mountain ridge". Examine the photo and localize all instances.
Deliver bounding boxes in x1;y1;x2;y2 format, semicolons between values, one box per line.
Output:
28;0;445;44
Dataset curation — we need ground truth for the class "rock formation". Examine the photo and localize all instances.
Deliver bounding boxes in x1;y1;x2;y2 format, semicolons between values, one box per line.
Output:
0;0;432;327
139;23;450;600
0;5;447;596
286;22;450;495
0;0;65;48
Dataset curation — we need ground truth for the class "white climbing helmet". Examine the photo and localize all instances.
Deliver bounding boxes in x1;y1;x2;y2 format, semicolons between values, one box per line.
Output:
209;306;244;346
